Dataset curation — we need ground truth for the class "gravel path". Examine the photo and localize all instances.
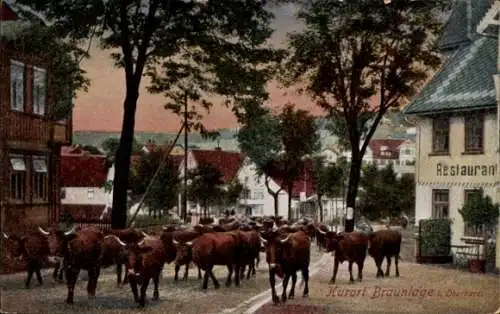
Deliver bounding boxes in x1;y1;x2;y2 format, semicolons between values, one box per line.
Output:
0;248;324;314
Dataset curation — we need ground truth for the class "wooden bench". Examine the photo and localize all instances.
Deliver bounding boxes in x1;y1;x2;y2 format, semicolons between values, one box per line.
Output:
447;244;477;268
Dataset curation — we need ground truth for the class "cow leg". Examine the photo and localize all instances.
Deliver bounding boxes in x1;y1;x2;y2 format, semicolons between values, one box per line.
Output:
52;262;60;283
174;264;180;281
152;272;160;300
269;269;279;304
209;269;220;289
225;264;233;287
129;277;140;303
301;266;309;298
255;255;260;269
183;263;189;280
239;264;245;280
65;267;80;304
234;263;240;287
375;257;384;277
348;261;354;283
202;268;210;289
116;264;122;287
25;263;35;289
288;272;297;299
198;267;202;280
281;273;290;303
385;256;392;277
123;265;129;285
395;255;400;277
329;258;340;284
35;264;43;286
138;277;150;307
87;266;100;297
357;260;364;281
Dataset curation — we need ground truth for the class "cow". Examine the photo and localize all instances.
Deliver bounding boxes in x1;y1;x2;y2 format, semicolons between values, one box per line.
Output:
118;236;166;307
260;230;310;305
99;234;130;287
170;229;203;281
368;229;402;278
187;231;242;289
41;225;104;304
317;230;368;284
238;229;261;279
2;229;63;288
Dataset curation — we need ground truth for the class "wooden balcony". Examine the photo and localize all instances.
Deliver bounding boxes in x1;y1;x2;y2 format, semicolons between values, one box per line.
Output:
6;111;70;146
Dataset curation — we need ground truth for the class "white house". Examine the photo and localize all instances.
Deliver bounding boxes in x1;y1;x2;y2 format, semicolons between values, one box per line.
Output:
403;0;499;270
60;146;111;222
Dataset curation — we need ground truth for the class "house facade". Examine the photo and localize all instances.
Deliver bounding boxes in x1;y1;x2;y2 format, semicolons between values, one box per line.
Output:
60;147;110;223
0;2;71;232
403;0;499;268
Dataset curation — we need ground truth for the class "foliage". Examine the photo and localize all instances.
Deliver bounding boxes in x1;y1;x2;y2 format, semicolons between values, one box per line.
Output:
187;162;225;215
419;218;451;257
221;182;244;208
358;163;415;220
459;192;500;229
79;145;102;155
101;137;142;158
17;0;286;228
128;150;180;218
280;0;449;209
3;24;89;120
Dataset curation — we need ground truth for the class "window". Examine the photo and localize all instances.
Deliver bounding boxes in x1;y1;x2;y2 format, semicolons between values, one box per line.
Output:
253;191;264;200
464;189;482;205
32;156;48;201
9;155;26;200
432;189;449;218
432;118;449;153
463;189;483;236
87;188;95;200
10;60;25;112
33;67;47;116
464;115;483;153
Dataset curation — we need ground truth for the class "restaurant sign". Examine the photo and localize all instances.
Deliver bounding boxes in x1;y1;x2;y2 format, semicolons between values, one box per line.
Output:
436;163;497;176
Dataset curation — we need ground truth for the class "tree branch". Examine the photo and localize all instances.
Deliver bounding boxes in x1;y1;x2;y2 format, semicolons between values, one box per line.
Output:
134;0;161;82
119;1;134;82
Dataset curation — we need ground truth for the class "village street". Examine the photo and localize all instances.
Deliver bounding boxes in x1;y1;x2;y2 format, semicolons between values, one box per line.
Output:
0;230;498;314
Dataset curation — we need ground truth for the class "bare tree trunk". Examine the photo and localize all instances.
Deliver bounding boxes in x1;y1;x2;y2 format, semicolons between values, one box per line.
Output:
264;175;282;217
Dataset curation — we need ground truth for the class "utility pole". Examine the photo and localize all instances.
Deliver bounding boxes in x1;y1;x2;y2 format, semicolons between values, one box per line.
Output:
183;92;188;222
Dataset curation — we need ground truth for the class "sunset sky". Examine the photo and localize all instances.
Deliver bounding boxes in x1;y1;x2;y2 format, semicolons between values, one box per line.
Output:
73;4;325;133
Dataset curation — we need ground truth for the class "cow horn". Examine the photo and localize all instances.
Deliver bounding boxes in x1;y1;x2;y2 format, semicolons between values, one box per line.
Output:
138;239;145;246
64;225;77;236
259;236;267;245
38;226;50;235
141;231;149;237
316;228;327;235
172;239;179;245
115;236;126;247
280;235;290;244
2;232;9;239
185;241;193;247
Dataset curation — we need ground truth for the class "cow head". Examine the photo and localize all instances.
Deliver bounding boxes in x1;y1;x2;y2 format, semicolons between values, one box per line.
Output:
259;230;290;271
121;240;153;282
172;239;193;264
316;228;340;253
100;235;128;268
2;232;26;260
38;225;78;257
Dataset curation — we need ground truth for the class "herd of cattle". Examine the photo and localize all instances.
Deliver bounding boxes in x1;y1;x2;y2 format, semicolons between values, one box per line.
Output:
1;215;404;307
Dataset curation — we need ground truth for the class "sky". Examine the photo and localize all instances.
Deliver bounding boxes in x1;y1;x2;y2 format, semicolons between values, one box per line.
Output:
74;4;324;133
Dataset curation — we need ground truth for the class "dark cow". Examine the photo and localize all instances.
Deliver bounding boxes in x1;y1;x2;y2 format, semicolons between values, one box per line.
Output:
314;223;329;251
238;229;261;279
44;226;104;304
119;236;166;307
188;231;242;289
368;229;402;277
318;230;368;284
260;230;310;305
2;228;63;288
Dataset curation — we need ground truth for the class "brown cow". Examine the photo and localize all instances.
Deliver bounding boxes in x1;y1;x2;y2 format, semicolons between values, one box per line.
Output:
318;230;368;284
368;229;402;278
99;234;130;287
260;230;310;305
188;231;242;289
170;229;203;281
238;229;261;279
44;226;104;304
2;229;63;288
119;236;166;307
315;223;329;251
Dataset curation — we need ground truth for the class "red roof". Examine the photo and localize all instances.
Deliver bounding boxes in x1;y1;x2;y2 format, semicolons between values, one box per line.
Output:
369;139;405;160
265;159;316;198
61;155;109;187
191;149;244;183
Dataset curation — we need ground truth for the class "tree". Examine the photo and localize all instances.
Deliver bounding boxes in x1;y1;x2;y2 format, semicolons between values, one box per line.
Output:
311;156;345;221
101;137;142;160
187;162;225;217
128;150;180;218
281;0;449;230
219;181;244;210
19;0;286;228
278;104;320;219
237;110;283;216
